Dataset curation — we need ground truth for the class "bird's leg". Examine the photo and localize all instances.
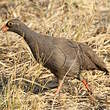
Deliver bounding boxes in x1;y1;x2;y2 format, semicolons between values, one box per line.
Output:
82;79;97;105
77;73;96;104
77;73;92;94
55;79;63;95
82;79;92;94
52;79;63;110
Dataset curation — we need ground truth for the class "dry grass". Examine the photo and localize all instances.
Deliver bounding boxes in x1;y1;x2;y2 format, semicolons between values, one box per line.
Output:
0;0;110;110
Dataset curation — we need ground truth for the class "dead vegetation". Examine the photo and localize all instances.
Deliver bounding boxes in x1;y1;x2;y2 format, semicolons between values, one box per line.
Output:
0;0;110;110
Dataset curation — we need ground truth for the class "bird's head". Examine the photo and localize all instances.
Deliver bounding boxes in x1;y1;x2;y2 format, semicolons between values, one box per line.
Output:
1;19;27;36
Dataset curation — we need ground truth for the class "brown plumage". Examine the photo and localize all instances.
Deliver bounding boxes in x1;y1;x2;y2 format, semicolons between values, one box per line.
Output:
1;19;109;94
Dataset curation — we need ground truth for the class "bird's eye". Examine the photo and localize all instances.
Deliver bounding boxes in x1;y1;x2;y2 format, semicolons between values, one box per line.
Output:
8;22;13;27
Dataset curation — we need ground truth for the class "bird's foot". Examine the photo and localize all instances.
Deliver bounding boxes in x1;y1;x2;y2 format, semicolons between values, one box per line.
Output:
54;81;63;95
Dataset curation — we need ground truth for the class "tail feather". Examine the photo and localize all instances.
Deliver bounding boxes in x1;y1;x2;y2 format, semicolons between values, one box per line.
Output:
79;43;109;74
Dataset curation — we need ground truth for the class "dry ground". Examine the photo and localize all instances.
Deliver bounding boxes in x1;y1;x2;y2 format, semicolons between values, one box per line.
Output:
0;0;110;110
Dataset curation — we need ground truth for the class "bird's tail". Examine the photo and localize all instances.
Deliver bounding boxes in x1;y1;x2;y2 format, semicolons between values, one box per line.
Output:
79;43;109;75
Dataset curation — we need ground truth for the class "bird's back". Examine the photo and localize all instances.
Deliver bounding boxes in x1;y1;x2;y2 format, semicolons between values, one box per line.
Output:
52;38;108;74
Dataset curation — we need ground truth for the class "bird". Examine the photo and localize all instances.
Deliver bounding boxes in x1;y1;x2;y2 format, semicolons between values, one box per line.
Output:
1;19;109;95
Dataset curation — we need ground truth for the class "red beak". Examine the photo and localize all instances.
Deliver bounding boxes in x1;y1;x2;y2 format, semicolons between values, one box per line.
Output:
1;25;9;32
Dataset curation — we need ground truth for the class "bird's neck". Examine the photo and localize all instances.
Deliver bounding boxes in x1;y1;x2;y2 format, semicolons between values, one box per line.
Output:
16;25;40;43
17;25;33;37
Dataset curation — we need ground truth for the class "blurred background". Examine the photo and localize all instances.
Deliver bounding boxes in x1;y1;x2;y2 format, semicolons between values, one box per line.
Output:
0;0;110;110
